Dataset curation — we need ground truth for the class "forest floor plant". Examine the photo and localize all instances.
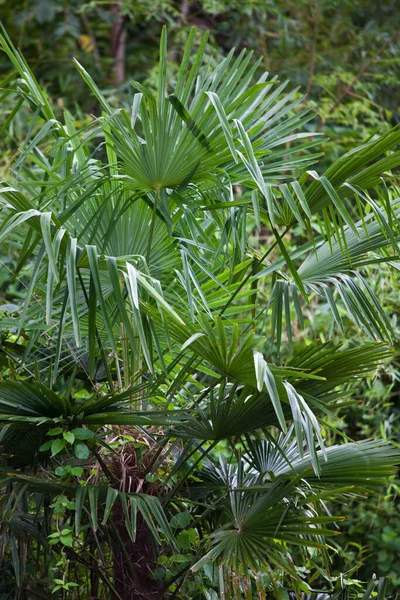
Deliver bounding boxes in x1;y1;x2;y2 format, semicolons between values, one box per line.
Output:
0;25;399;599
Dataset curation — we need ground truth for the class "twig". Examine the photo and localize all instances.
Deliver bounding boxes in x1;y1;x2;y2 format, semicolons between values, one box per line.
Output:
164;440;218;502
219;226;289;317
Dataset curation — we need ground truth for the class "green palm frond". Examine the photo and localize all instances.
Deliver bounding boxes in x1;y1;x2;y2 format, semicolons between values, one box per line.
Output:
190;436;399;575
0;379;189;435
257;200;400;344
245;435;400;490
0;473;174;550
287;576;388;600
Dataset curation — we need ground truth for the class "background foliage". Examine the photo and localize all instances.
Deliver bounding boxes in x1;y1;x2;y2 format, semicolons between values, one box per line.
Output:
1;0;400;143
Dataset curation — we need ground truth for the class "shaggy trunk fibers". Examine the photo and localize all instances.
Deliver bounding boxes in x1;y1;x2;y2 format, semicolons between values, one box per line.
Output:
108;436;164;600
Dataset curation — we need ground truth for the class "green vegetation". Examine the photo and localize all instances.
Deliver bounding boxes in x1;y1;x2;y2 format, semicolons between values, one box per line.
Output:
0;2;399;599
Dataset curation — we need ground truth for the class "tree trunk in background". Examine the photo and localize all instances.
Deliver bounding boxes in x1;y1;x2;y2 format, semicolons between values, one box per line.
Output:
110;3;127;85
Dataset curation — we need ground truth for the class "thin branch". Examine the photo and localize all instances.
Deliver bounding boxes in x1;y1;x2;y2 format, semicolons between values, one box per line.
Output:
164;440;218;502
219;227;290;316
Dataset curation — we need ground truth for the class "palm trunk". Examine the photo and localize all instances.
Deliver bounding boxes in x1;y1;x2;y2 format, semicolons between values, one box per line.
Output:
111;512;162;599
108;437;163;599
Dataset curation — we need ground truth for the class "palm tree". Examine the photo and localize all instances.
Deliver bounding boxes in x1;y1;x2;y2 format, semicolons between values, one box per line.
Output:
0;24;399;599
